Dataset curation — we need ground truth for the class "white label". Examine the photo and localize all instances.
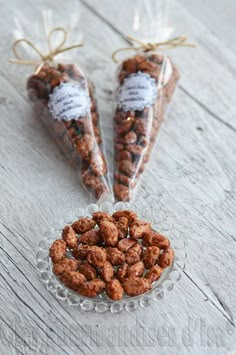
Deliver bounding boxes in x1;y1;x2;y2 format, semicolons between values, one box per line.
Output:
118;72;157;111
48;82;91;121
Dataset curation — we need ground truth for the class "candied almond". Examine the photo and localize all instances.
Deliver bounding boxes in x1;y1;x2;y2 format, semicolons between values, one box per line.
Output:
92;211;114;224
99;220;119;246
62;225;77;249
142;246;160;269
53;258;79;275
113;184;130;202
158;248;174;268
129;219;151;239
112;210;137;225
72;217;96;234
114;216;129;239
49;240;67;263
60;271;86;291
106;279;124;301
78;279;105;297
116;263;128;282
127;261;145;278
106;247;125;266
117;238;136;252
78;262;97;280
79;229;101;245
72;244;90;260
87;246;106;267
125;250;141;265
100;260;114;282
151;232;170;249
122;277;151;297
145;265;163;283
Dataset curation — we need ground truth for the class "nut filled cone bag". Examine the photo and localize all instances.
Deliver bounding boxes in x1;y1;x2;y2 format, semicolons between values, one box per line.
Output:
10;28;111;201
112;36;195;201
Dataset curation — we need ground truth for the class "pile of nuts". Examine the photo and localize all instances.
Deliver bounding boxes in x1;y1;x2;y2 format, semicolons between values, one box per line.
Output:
113;53;180;201
49;210;174;300
27;63;109;199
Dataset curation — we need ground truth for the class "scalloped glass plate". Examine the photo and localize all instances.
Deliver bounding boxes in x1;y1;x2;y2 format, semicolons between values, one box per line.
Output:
36;200;186;313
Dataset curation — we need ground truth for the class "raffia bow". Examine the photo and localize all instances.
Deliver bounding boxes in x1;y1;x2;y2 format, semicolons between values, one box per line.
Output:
112;35;196;63
9;27;83;71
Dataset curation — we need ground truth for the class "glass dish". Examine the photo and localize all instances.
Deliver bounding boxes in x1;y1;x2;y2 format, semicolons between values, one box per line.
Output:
36;200;186;313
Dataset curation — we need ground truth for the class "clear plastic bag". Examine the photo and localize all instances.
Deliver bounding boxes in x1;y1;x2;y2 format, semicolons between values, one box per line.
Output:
27;61;110;200
113;52;180;201
10;2;111;201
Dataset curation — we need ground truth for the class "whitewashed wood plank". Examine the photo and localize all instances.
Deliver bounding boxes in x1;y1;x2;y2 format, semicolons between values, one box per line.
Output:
180;0;236;46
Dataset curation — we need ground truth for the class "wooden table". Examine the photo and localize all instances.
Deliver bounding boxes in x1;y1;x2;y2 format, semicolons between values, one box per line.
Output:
0;0;235;354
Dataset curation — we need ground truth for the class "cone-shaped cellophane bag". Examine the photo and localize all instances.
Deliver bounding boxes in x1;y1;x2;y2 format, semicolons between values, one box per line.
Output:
27;61;110;200
113;52;180;201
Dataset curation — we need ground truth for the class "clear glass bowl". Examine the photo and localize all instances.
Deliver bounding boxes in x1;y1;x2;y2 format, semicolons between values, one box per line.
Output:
36;200;186;313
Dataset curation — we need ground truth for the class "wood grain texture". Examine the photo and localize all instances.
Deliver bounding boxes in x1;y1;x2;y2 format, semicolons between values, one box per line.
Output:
0;0;235;354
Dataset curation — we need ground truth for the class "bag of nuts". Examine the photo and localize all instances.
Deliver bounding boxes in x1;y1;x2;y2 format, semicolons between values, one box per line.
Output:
10;27;111;201
112;36;195;201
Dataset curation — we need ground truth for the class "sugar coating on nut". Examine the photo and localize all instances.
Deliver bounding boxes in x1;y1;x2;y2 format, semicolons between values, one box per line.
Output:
100;260;114;282
87;246;106;267
129;242;143;256
62;225;78;249
113;184;130;202
142;246;160;269
114;216;129;239
106;247;125;266
79;229;101;245
78;261;97;280
53;258;79;275
112;210;137;225
117;238;136;252
60;271;86;291
72;244;90;260
72;218;96;234
145;265;163;283
49;240;67;263
92;212;114;224
116;263;128;282
78;279;105;297
127;261;145;278
99;221;119;246
158;248;174;269
106;279;124;301
125;250;141;265
129;219;151;239
150;231;170;249
122;277;151;297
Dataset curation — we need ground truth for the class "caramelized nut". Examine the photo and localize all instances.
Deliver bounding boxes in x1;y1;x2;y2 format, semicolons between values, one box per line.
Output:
122;277;151;297
100;260;114;282
72;218;96;234
87;246;106;267
106;279;124;300
49;240;67;263
142;246;160;269
99;221;119;246
53;258;79;275
62;225;78;249
158;248;174;268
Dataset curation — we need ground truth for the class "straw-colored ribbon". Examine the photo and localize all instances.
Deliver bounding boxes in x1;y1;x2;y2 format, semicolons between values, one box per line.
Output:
9;27;83;68
112;35;196;63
